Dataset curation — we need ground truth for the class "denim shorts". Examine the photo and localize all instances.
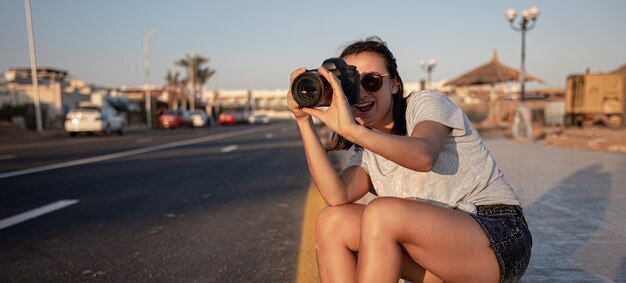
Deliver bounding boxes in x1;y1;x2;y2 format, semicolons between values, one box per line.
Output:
469;205;532;283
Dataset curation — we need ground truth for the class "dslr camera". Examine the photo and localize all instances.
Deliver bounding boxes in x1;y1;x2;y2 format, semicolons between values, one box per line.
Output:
291;58;360;107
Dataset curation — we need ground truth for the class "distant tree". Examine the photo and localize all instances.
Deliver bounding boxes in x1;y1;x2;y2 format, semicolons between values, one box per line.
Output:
196;67;216;108
164;70;182;109
175;54;216;111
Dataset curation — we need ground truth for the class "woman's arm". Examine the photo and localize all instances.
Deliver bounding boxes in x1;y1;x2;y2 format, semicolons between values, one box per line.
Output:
346;120;450;172
288;69;370;206
301;67;450;173
294;118;370;206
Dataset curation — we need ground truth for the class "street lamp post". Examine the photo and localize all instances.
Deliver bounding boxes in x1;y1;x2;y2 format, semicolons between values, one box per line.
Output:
419;59;437;89
505;6;540;140
144;29;157;128
24;0;43;132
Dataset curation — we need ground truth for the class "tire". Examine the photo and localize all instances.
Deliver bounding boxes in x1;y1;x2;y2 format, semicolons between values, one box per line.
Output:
69;132;78;137
575;115;585;127
564;114;574;127
582;119;594;128
607;115;623;128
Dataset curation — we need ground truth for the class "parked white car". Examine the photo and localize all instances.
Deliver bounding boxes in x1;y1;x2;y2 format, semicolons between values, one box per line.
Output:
189;110;209;127
64;106;126;136
248;114;270;124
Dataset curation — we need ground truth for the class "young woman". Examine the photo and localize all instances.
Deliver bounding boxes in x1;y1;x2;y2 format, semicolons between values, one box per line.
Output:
287;37;532;283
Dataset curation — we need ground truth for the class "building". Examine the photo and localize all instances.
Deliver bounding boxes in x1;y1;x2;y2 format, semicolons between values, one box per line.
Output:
1;68;119;129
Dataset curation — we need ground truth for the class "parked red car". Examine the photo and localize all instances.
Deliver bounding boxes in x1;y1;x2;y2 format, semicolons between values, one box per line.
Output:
158;110;189;129
219;113;236;125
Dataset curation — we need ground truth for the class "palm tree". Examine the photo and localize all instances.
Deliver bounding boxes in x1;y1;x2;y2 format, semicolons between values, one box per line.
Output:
164;70;180;109
179;78;188;110
175;54;215;111
196;67;216;108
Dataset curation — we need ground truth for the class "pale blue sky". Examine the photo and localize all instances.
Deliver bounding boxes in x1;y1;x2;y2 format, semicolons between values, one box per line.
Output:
1;0;625;90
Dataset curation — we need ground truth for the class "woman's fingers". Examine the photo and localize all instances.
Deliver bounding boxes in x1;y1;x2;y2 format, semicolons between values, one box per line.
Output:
287;94;299;108
289;68;307;84
287;68;312;121
288;68;307;96
317;67;350;108
288;68;306;99
301;107;324;120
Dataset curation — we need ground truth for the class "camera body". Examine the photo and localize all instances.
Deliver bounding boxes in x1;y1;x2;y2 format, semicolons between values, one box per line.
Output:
291;58;360;107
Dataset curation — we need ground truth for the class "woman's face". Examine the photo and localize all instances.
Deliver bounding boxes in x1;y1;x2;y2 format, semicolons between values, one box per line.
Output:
343;52;398;133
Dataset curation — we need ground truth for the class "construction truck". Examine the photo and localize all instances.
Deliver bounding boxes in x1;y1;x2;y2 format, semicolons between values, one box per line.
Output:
564;73;625;128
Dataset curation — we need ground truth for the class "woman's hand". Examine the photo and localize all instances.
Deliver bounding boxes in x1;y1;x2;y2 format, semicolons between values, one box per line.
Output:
301;67;360;140
286;68;311;122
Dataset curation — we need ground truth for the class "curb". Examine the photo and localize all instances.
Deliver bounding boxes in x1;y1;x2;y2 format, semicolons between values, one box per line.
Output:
295;149;347;283
295;148;378;283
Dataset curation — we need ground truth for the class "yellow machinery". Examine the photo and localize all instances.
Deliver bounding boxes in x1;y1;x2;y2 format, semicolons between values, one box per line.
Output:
565;73;625;127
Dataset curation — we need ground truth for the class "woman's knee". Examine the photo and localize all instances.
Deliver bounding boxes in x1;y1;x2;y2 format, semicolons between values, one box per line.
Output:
361;197;399;237
363;197;404;220
316;206;349;241
361;197;425;239
316;204;362;247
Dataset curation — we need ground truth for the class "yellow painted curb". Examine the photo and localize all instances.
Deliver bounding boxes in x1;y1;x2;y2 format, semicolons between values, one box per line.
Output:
296;183;325;283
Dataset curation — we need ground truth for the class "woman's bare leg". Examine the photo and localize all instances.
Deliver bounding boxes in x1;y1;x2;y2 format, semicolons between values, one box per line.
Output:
399;251;444;283
316;204;364;282
357;197;500;283
316;203;443;283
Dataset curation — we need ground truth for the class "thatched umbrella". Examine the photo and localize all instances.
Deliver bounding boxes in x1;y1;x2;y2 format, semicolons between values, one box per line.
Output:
446;50;544;87
446;50;544;122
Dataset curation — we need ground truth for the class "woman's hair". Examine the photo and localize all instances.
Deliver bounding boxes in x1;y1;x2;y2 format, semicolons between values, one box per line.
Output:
325;36;407;151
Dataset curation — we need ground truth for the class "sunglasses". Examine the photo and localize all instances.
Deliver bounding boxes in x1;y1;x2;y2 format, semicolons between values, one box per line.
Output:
360;72;390;93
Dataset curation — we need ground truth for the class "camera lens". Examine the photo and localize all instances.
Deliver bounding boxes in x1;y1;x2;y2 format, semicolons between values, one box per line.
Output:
291;71;332;107
298;79;320;99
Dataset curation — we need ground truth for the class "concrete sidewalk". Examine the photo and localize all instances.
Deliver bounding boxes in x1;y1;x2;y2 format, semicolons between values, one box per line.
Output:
485;138;626;282
330;137;626;282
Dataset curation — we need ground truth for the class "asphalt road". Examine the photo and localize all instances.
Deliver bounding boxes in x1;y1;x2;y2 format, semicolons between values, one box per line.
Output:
0;121;311;282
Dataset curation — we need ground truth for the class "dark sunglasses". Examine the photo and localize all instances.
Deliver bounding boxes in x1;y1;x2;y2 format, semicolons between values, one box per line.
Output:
360;72;390;93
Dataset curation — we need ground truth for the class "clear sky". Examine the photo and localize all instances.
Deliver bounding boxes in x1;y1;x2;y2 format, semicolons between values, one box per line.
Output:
1;0;625;90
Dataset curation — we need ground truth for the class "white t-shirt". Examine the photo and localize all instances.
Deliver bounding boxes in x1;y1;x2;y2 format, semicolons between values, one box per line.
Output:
346;90;520;213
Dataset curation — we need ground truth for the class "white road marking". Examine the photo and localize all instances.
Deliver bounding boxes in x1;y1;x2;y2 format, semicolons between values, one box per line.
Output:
221;145;239;153
266;133;274;139
0;154;17;161
0;199;79;230
0;126;278;180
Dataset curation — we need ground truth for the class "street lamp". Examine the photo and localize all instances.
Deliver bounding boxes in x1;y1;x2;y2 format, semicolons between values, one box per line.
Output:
505;6;540;102
419;58;437;89
505;6;540;140
144;29;157;128
24;0;43;132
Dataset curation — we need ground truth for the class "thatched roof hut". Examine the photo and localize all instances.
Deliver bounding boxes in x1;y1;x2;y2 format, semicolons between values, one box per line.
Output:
446;51;543;87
